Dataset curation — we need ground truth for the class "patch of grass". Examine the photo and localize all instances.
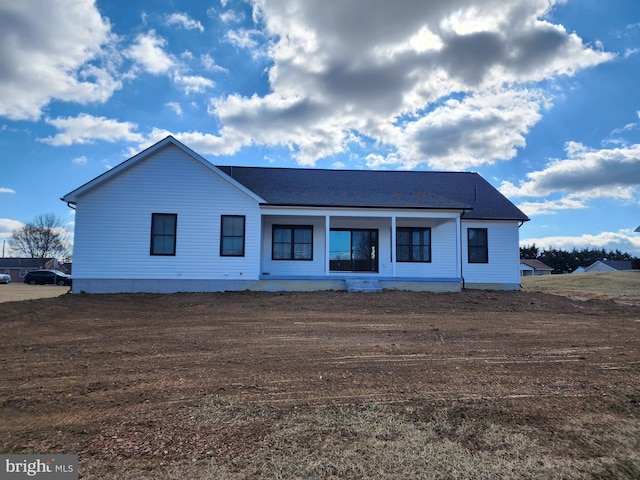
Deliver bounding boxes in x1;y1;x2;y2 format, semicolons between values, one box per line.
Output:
522;271;640;297
94;401;603;480
195;395;271;423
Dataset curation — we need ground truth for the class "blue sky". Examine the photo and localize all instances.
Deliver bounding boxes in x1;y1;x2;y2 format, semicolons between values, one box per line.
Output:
1;0;640;257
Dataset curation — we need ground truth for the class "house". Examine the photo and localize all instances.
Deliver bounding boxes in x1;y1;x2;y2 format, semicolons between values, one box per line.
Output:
61;136;529;294
519;259;553;276
0;257;58;283
582;260;633;273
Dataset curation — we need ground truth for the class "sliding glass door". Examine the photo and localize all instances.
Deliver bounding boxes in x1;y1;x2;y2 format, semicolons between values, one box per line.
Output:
329;229;378;272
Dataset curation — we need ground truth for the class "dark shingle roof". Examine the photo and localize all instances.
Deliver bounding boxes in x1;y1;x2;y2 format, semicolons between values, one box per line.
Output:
0;258;52;268
602;260;632;271
218;166;529;221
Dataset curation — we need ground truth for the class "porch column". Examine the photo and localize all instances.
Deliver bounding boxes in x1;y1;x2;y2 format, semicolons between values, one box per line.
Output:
391;215;396;277
325;214;331;274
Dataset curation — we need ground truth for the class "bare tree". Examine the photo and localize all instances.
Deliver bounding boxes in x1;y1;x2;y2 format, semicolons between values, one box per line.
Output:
9;213;70;265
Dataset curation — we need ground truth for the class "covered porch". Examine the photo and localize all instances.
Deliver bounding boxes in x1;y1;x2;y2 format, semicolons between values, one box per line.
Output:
257;207;464;292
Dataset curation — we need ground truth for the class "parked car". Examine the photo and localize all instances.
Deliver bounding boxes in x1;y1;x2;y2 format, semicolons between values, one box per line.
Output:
23;270;72;286
0;273;11;284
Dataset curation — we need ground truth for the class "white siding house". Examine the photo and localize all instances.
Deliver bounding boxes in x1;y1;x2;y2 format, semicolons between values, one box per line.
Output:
62;136;529;293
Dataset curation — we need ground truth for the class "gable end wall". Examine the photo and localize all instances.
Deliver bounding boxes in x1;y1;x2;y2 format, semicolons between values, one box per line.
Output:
71;145;261;284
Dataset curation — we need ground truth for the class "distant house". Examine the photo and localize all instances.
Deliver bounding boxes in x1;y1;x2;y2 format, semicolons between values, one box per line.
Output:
519;259;553;276
582;260;633;273
0;258;58;283
61;136;529;294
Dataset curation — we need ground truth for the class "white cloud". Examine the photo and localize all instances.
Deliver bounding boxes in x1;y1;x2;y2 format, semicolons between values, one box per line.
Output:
0;218;23;241
205;0;612;166
394;88;549;170
224;28;263;49
173;74;215;94
521;229;640;257
125;30;175;75
201;54;228;73
166;102;183;116
125;31;217;95
0;0;120;120
38;114;144;146
72;156;88;165
516;197;588;216
500;138;640;217
500;142;640;199
0;187;16;194
132;128;247;158
165;12;204;32
220;9;244;23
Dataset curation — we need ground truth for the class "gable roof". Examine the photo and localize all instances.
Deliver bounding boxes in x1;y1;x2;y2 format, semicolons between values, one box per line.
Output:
583;260;633;272
218;166;529;220
0;258;53;268
600;260;632;271
61;136;264;204
61;136;528;221
520;259;553;270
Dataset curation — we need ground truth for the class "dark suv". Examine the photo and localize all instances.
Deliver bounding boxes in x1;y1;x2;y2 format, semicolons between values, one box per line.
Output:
24;270;72;286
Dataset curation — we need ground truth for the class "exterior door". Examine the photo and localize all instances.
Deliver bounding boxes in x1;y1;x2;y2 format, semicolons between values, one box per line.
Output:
329;229;378;272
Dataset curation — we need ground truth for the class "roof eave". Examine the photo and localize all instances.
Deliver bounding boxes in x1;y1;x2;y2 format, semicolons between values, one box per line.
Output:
260;202;473;211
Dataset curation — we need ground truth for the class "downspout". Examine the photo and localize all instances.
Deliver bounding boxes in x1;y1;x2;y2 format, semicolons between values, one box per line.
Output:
518;220;525;289
459;214;465;290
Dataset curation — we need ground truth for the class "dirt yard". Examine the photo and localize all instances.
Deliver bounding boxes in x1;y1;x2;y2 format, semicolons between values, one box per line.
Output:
1;279;639;478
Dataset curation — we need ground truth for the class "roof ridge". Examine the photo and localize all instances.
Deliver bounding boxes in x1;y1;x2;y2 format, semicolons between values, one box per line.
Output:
216;165;479;175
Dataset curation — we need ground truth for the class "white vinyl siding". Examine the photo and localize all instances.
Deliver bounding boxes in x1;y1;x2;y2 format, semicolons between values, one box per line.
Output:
394;219;459;279
261;216;326;276
461;220;521;285
72;144;260;280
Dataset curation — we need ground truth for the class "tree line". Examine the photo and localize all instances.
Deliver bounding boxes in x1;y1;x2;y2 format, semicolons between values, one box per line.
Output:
520;244;639;273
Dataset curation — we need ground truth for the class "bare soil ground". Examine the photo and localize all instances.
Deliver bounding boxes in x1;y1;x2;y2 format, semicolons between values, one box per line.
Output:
1;275;639;479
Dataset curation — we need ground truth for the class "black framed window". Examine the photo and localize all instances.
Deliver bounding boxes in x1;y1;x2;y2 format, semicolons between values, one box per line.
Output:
396;227;431;262
221;215;245;256
150;213;177;256
468;228;488;263
273;225;313;260
329;229;378;272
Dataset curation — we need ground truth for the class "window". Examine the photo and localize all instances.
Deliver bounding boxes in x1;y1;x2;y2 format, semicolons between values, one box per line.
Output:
221;215;245;256
468;228;488;263
150;213;177;256
329;229;378;272
272;225;313;260
396;227;431;262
